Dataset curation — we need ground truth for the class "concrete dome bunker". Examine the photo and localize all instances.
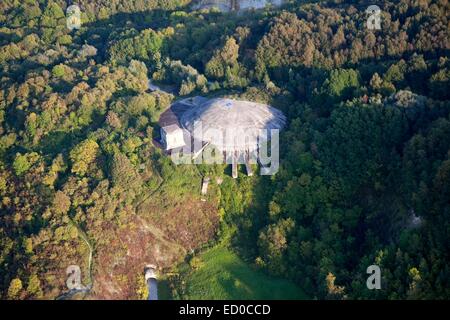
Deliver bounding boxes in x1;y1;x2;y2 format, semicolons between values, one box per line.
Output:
159;97;286;178
181;98;286;152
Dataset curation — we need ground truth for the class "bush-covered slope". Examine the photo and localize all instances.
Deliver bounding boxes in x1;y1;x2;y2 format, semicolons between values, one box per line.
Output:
0;0;449;299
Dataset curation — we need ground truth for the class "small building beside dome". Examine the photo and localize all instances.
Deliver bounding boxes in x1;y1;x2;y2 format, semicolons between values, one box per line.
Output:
161;124;185;150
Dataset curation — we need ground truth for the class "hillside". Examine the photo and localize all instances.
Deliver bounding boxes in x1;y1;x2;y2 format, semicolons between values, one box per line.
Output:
175;245;307;299
0;0;449;300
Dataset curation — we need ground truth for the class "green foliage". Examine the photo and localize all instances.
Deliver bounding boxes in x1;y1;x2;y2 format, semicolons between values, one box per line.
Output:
179;245;307;300
53;191;71;215
155;59;208;95
322;68;360;102
7;278;22;299
430;68;450;99
255;12;315;73
13;152;39;176
205;37;239;80
257;218;295;275
40;1;65;28
52;64;66;78
128;93;156;117
110;152;141;191
26;274;42;298
136;274;149;300
57;34;72;45
69;139;99;176
0;0;449;301
108;28;164;66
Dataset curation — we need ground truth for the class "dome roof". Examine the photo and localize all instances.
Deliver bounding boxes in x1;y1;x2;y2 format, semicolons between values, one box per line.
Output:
180;98;286;152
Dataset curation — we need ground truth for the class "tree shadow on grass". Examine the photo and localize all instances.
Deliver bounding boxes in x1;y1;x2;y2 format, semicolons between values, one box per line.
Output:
206;247;306;300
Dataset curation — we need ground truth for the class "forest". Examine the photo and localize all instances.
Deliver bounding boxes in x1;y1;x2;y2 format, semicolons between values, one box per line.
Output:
0;0;449;299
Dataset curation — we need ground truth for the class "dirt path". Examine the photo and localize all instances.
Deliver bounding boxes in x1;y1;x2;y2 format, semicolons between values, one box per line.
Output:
137;216;187;257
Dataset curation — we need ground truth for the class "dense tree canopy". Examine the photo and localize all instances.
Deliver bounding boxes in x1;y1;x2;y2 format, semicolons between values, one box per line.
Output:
0;0;448;300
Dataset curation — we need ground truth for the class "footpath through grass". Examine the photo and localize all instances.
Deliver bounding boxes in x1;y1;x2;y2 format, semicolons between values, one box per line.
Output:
180;245;307;300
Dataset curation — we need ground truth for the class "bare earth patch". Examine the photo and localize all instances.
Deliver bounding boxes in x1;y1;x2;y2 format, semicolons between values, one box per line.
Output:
90;198;218;299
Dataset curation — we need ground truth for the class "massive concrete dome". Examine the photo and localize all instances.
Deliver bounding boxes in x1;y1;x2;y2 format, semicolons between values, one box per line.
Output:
180;98;286;153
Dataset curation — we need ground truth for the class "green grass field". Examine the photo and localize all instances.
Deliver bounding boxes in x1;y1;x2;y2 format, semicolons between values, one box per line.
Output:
181;245;307;300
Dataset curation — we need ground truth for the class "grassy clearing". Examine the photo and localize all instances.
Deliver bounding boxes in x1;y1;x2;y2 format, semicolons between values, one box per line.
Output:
180;245;307;300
